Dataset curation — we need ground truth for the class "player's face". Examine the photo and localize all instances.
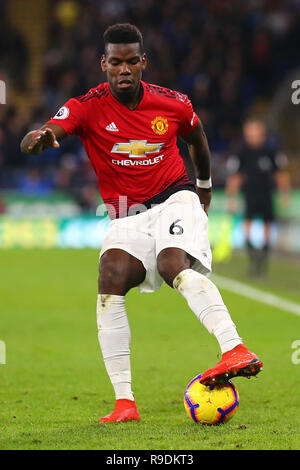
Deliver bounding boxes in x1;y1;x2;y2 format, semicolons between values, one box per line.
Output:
101;43;147;97
243;121;266;148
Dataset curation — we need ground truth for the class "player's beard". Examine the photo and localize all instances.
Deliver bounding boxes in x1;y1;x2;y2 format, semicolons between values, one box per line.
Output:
114;81;143;107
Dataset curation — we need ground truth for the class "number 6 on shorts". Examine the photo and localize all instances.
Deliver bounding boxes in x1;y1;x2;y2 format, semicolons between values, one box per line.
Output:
169;219;184;235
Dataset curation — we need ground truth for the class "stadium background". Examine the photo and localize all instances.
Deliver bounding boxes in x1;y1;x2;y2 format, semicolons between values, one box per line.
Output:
1;0;300;254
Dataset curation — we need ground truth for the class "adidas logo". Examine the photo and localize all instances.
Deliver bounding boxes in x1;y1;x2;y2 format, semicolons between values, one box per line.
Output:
106;122;119;132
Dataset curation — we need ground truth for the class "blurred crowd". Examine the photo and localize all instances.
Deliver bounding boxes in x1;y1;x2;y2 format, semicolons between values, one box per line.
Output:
0;0;300;212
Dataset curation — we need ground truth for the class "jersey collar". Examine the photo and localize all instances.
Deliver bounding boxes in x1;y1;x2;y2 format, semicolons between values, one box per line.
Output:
107;81;146;111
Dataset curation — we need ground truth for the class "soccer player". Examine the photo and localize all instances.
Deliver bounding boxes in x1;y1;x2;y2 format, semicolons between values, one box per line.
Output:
21;24;263;423
226;118;290;275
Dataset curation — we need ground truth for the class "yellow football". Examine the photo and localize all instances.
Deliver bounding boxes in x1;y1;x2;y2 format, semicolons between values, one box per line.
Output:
184;374;239;425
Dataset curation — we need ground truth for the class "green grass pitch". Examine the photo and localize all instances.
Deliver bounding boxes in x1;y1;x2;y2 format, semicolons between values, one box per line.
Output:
0;249;300;450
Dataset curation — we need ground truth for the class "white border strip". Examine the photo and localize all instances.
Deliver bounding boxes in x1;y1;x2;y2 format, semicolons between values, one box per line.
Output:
212;274;300;317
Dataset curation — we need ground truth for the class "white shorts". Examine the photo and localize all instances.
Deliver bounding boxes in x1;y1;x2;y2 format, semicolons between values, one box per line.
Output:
100;190;212;293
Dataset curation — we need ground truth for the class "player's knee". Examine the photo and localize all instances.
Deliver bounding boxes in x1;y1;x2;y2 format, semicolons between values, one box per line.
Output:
98;255;130;294
157;252;190;287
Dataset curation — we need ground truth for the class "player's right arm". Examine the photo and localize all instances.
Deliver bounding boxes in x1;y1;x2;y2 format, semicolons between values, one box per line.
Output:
21;97;85;155
20;124;67;155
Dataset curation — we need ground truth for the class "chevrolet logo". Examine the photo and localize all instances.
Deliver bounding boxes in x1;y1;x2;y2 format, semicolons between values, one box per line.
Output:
111;140;164;158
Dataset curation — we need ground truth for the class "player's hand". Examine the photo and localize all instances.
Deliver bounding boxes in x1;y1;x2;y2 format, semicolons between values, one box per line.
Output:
196;187;212;215
27;128;60;155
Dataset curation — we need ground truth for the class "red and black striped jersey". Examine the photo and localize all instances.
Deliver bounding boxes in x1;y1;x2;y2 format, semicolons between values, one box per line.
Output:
47;81;199;218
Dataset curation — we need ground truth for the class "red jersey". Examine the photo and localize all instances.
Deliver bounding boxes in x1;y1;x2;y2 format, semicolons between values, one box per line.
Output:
47;81;199;218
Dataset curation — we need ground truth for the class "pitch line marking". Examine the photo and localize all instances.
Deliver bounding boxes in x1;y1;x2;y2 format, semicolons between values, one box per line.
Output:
211;274;300;317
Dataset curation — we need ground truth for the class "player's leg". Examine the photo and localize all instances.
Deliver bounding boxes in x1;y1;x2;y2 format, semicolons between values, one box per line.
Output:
98;248;146;295
157;247;242;353
156;246;194;287
97;248;146;423
157;247;263;384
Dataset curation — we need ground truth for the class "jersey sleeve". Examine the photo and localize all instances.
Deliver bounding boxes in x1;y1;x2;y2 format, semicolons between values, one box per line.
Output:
46;98;85;137
177;96;199;137
272;150;288;171
226;151;243;175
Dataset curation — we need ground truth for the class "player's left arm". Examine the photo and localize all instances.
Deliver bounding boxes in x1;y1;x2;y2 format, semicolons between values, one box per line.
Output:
181;121;212;214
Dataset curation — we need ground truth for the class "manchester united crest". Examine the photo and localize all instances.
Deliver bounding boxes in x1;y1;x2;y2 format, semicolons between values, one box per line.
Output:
151;116;168;135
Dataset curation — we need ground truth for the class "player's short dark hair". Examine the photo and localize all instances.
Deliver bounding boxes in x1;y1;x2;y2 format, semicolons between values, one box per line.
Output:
103;23;144;54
